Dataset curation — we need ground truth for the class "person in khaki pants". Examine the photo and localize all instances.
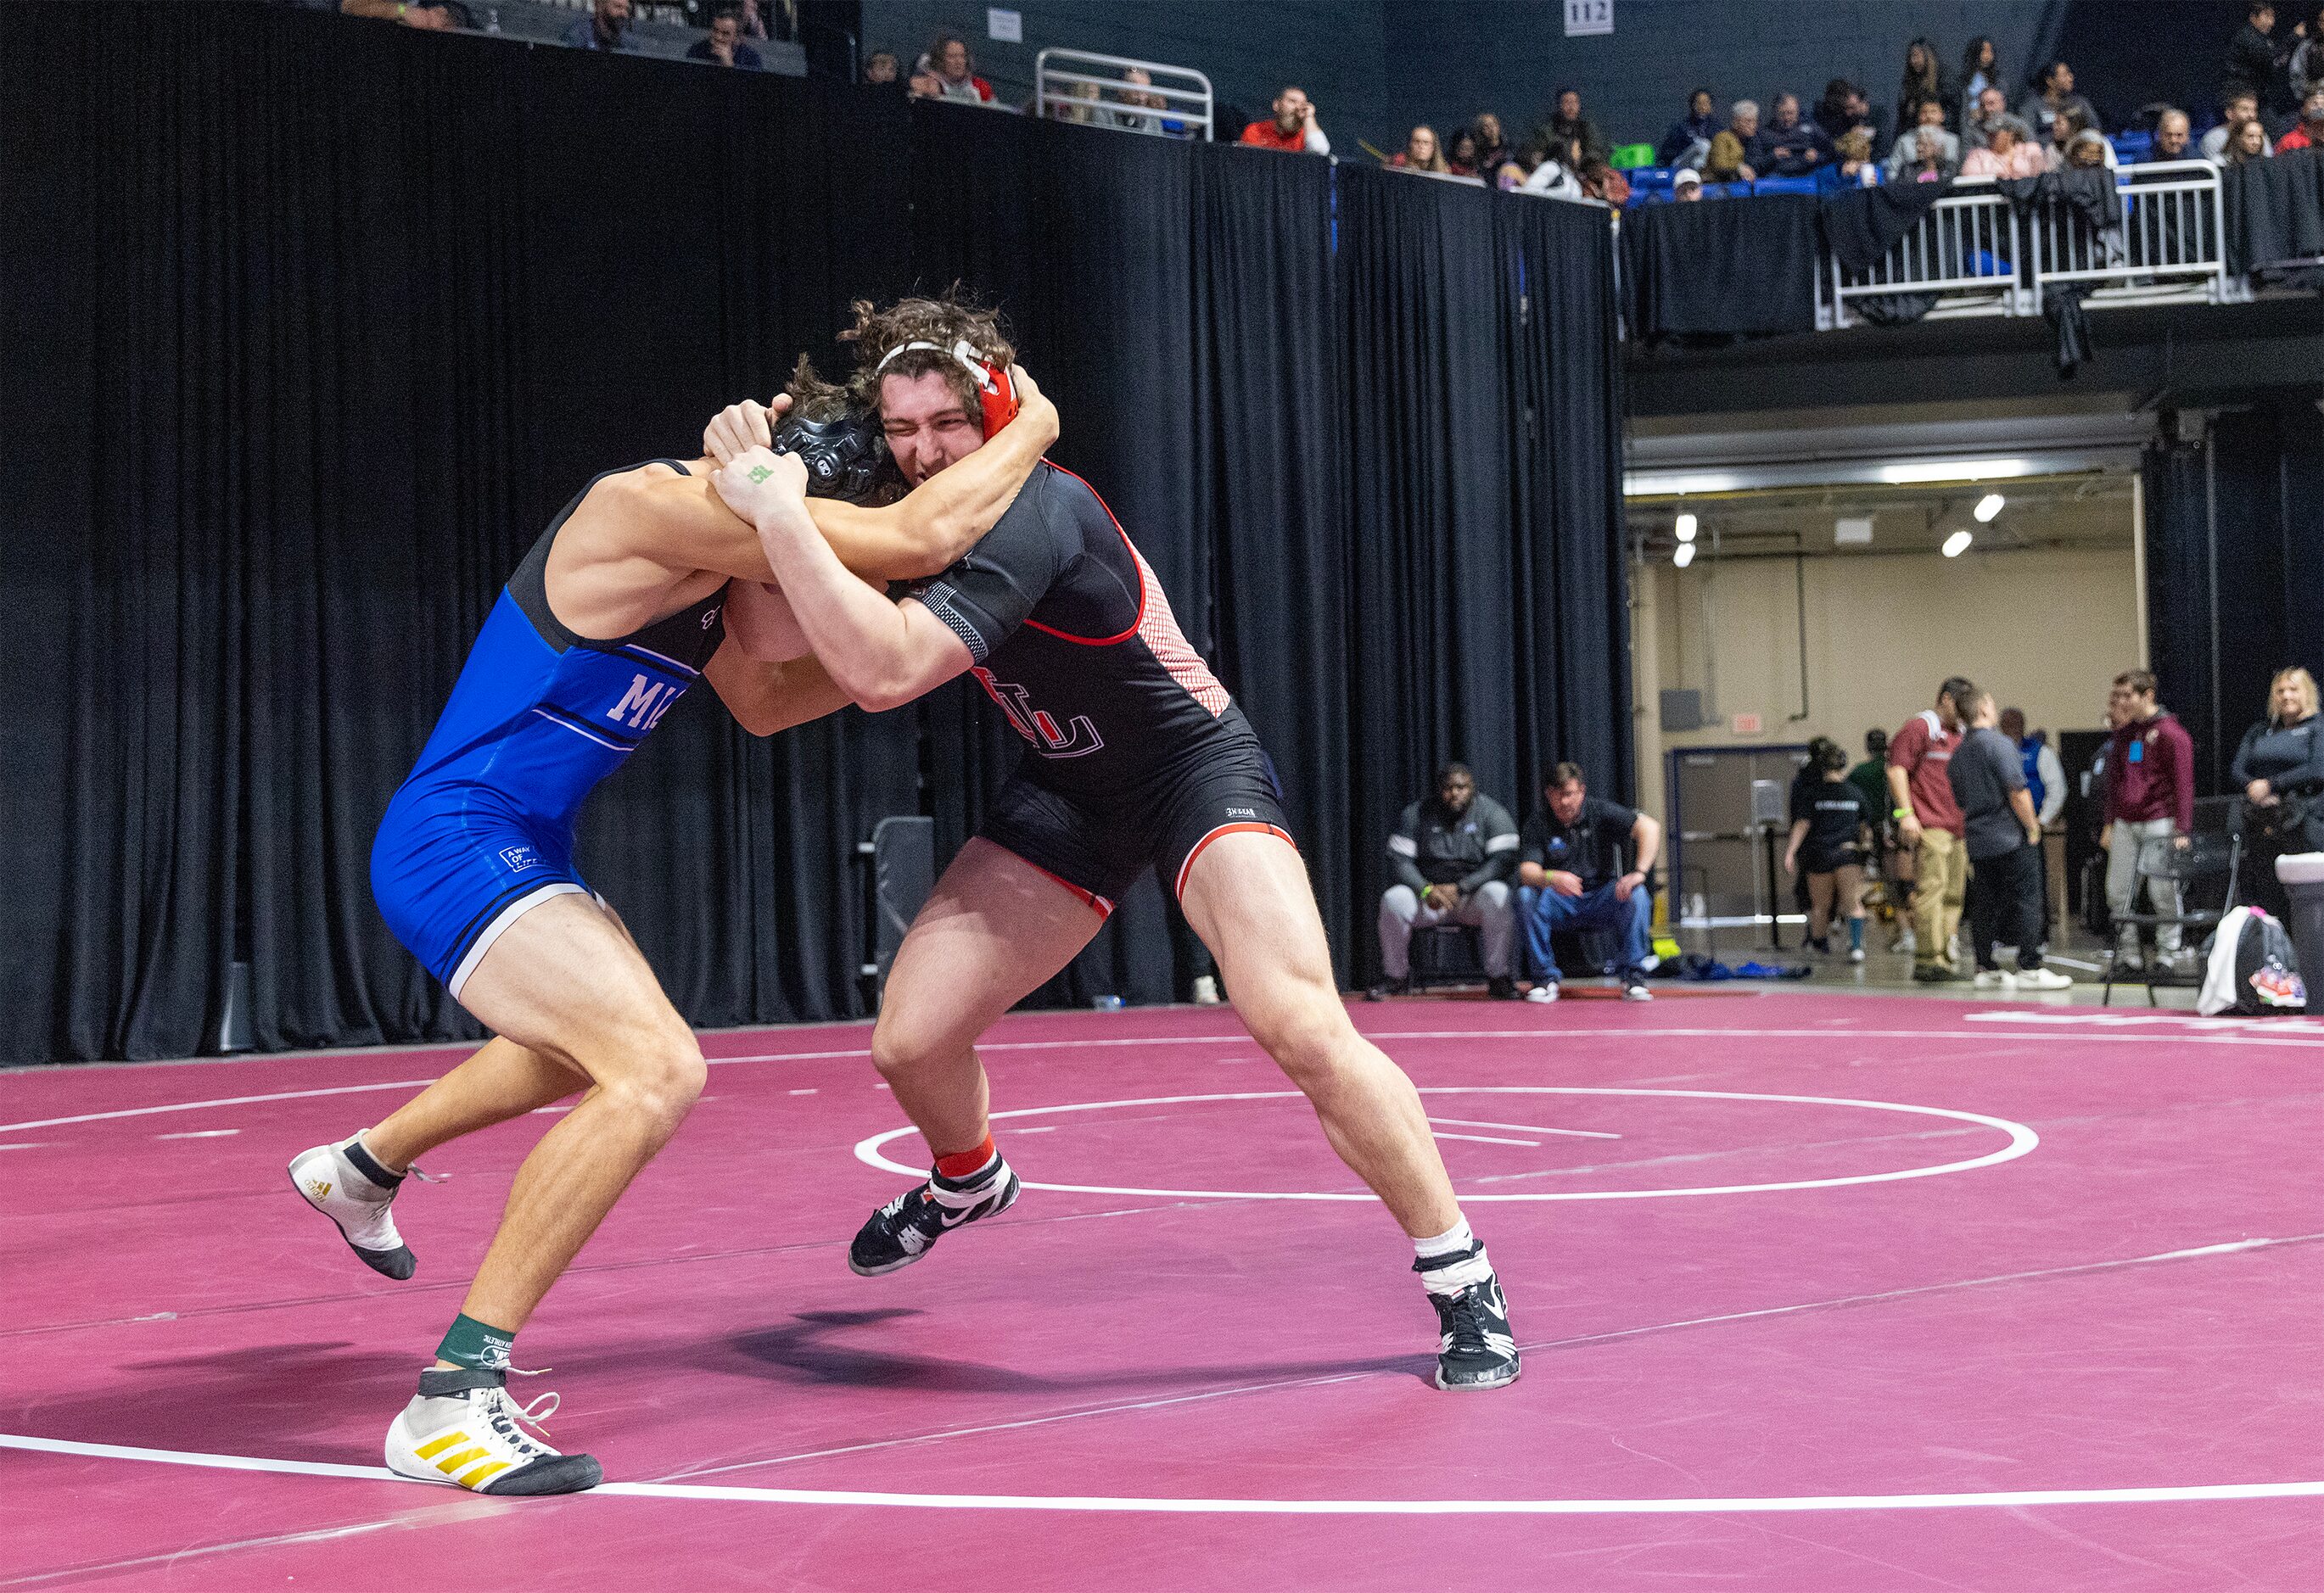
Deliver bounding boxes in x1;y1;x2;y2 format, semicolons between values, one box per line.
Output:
1887;678;1976;982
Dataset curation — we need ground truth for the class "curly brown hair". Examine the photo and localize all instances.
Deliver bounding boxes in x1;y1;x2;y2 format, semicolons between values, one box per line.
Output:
781;351;853;422
842;292;1016;416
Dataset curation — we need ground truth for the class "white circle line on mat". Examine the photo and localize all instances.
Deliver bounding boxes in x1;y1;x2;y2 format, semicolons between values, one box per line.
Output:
3;1434;2316;1515
851;1087;2039;1202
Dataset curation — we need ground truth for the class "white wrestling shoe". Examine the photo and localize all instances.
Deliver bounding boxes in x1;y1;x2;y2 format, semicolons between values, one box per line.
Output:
385;1367;601;1495
1524;981;1560;1003
2013;967;2074;991
288;1134;416;1280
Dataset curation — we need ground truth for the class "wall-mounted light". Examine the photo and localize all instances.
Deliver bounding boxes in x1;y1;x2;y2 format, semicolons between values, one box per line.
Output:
1673;541;1697;568
1973;492;2005;523
1674;511;1698;543
1941;528;1974;558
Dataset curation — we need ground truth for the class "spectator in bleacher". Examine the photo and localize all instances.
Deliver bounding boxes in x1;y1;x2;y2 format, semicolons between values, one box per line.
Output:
1521;143;1584;199
921;32;996;104
2293;7;2324;100
1536;89;1608;169
2047;109;2117;170
1814;79;1875;145
2148;108;2194;161
686;7;763;69
1579;157;1629;205
1961;36;2005;123
1965;86;2011;148
2067;126;2114;170
1390;126;1450;173
863;50;899;85
1756;92;1834;176
1821;127;1879;189
2224;3;2296;111
1240;86;1330;154
2203;89;2270;158
1473;113;1512;176
563;0;635;52
2228;115;2275;161
1515;764;1662;1004
1885;98;1961;180
1656;87;1722;168
2277;85;2324;148
1493;141;1538;192
2019;60;2100;139
339;0;454;28
1963;115;2044;178
1109;67;1184;137
1370;763;1520;1002
1896;37;1955;133
1672;166;1704;201
1702;129;1752;186
1726;98;1761;155
1446;127;1482;177
907;70;944;99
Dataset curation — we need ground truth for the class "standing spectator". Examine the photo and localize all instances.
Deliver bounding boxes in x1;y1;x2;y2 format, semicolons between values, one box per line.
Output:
1964;85;2011;148
2000;707;2067;935
1847;729;1898;934
563;0;634;52
2019;60;2101;139
2203;89;2271;158
1756;92;1835;176
1390;126;1450;172
1535;88;1607;168
1963;116;2044;177
1371;763;1520;1001
1887;99;1962;180
1446;128;1482;176
1240;86;1330;154
2277;86;2324;148
2148;108;2194;160
2232;667;2324;921
2293;6;2324;100
1656;87;1722;168
1896;37;1954;133
1961;36;2005;121
1889;677;1976;982
1815;78;1875;144
2101;669;2197;973
1784;739;1872;961
1821;128;1880;188
863;50;899;85
2224;3;2294;109
2063;126;2114;170
339;0;455;27
1472;112;1512;175
921;32;996;104
1952;694;2073;990
2227;115;2276;161
686;7;763;69
1516;764;1662;1003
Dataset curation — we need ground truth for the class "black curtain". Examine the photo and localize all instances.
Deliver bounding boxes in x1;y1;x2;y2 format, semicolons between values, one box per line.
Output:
2143;402;2324;796
0;10;1633;1062
1621;196;1821;341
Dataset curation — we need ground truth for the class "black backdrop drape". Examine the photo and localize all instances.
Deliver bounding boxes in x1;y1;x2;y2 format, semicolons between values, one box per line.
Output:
2144;404;2324;795
0;5;1630;1064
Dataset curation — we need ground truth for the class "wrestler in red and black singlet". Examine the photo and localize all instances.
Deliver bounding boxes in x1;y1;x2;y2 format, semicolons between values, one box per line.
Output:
906;461;1293;914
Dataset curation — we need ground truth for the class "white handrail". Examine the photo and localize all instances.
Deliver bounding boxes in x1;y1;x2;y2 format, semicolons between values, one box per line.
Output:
1034;48;1212;140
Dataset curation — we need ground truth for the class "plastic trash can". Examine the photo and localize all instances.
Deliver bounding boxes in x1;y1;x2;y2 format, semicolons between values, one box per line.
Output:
2278;852;2324;992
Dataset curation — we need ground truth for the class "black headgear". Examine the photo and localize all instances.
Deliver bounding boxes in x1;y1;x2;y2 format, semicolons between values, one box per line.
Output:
772;405;895;505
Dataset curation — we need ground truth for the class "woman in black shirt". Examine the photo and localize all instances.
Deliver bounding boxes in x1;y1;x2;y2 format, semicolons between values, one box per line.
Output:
1784;740;1873;959
2233;667;2324;920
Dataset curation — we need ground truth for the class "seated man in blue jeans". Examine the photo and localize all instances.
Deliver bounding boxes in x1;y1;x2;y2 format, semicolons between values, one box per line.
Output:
1518;763;1663;1003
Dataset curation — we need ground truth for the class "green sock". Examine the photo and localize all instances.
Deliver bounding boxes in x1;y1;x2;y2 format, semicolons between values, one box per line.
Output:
436;1312;516;1372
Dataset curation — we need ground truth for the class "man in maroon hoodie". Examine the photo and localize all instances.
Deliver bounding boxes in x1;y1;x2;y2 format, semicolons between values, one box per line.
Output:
2101;669;2196;971
1887;676;1977;982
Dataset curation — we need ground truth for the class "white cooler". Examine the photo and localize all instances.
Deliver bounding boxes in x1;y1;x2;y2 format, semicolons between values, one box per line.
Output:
2277;852;2324;994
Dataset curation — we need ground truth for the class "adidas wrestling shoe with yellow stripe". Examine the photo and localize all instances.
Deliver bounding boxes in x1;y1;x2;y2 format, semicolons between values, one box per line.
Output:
384;1367;601;1495
288;1134;416;1281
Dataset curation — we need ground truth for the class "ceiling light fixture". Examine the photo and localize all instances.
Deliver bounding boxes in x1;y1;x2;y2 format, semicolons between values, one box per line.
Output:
1941;528;1974;558
1673;542;1696;568
1674;511;1698;543
1974;492;2005;523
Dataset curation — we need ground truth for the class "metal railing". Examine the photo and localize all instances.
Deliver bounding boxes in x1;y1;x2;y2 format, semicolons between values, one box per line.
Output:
1816;161;2232;329
1033;48;1212;141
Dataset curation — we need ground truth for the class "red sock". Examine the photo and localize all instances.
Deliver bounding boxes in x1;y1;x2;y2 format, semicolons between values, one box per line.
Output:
933;1133;997;1182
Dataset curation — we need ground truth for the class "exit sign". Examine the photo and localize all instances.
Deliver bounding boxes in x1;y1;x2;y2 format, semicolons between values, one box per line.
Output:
1731;712;1763;735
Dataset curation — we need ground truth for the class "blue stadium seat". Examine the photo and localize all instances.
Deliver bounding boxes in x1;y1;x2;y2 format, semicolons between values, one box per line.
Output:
2113;130;2154;162
1631;167;1675;192
1751;176;1818;196
1701;182;1747;199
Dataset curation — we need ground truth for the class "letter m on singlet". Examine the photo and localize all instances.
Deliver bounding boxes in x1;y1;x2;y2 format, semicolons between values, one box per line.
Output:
608;674;665;729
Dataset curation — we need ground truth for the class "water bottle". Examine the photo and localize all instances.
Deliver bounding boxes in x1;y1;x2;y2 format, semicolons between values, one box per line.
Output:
485;7;501;32
1089;994;1124;1011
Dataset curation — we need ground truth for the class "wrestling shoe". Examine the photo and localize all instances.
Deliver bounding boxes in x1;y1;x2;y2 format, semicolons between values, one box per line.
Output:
1621;978;1654;1002
1487;975;1520;1001
1524;981;1560;1003
384;1367;600;1495
288;1134;417;1280
849;1155;1021;1277
1421;1269;1521;1391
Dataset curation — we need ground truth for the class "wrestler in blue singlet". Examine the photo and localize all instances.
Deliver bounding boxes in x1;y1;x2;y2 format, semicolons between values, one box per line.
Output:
371;462;725;997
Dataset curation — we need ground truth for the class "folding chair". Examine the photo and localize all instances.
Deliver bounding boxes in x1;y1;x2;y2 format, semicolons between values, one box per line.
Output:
2102;829;2240;1006
1409;923;1485;992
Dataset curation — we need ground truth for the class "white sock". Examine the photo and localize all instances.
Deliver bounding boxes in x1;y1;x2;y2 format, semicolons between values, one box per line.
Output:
1414;1218;1493;1295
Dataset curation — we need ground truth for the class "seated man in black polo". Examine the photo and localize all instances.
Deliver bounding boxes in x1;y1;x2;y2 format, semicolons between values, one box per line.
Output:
1369;762;1520;1000
1517;763;1662;1003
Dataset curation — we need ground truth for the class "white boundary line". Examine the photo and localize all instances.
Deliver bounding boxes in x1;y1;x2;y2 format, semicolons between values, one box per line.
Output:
3;1434;2318;1516
854;1087;2039;1202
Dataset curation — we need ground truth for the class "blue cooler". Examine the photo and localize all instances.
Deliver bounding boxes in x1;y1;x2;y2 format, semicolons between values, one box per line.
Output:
2277;852;2324;992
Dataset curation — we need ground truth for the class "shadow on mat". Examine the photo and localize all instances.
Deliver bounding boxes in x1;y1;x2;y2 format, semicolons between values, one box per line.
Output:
17;1340;417;1462
725;1309;1420;1392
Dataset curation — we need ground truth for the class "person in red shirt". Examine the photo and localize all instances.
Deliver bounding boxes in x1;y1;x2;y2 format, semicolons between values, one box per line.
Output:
1887;676;1976;981
921;31;995;104
2101;668;2198;971
2276;87;2324;150
1240;85;1331;154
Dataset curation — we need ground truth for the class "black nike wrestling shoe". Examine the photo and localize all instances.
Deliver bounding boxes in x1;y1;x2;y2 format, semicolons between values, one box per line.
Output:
1422;1268;1521;1391
849;1156;1022;1277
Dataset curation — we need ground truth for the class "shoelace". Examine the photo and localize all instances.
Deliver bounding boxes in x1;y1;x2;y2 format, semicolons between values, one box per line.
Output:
1439;1288;1498;1352
484;1367;562;1443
